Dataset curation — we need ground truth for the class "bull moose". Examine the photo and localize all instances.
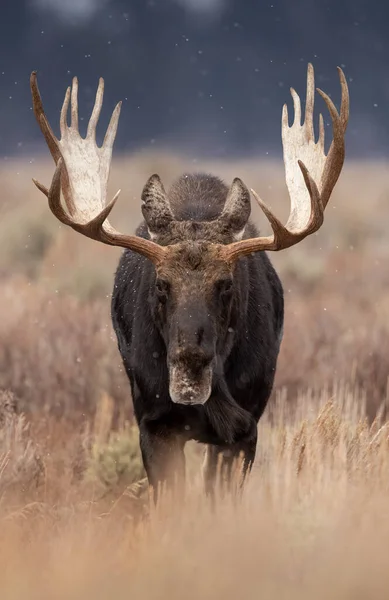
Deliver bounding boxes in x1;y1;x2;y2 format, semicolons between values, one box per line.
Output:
30;63;349;502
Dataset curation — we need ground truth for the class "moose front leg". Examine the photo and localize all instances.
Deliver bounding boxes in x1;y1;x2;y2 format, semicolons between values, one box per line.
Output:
221;421;258;494
139;421;186;505
203;418;257;504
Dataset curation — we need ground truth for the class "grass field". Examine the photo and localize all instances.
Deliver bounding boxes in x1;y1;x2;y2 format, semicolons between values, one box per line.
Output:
0;150;388;597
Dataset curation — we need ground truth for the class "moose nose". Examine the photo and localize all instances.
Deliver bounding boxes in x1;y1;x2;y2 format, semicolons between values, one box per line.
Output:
167;309;215;406
178;327;212;353
170;339;214;369
168;304;215;363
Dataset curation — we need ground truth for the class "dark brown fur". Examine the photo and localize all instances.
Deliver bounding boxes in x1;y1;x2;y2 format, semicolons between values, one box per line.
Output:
111;172;284;502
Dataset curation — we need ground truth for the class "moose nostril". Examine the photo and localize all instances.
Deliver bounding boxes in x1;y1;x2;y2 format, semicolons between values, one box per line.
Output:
197;327;204;346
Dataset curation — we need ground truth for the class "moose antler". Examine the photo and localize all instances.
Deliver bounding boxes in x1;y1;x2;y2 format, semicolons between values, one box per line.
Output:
31;64;348;266
30;72;167;265
222;63;349;261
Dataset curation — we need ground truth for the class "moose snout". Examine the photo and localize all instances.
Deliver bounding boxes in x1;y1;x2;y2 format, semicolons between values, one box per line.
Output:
167;306;216;405
169;344;214;373
168;344;215;405
168;362;213;406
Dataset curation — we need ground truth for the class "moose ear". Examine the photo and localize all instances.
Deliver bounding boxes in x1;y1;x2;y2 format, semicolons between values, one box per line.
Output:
141;174;174;239
220;177;251;241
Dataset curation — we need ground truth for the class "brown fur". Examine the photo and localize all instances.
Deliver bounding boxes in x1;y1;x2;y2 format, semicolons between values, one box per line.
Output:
111;172;284;502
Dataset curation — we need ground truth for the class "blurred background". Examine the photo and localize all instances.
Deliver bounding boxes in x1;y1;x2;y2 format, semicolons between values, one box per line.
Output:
0;0;388;428
0;0;388;158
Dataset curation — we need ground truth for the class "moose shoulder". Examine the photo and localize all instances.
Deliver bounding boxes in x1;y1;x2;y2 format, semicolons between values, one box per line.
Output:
30;63;349;502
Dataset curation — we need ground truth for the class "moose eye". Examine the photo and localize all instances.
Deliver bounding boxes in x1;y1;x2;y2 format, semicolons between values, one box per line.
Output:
216;277;233;296
155;278;170;302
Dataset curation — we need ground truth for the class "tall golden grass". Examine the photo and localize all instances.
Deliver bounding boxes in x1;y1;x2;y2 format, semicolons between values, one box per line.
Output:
0;151;388;597
0;389;389;598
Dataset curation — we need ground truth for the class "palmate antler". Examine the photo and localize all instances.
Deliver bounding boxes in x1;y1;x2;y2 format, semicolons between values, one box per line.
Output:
30;72;167;264
222;63;349;262
31;63;348;265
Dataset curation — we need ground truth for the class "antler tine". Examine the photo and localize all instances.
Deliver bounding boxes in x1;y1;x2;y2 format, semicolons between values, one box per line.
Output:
318;66;350;209
304;62;315;141
71;77;79;130
30;71;61;164
31;72;75;214
222;63;349;262
103;100;122;152
290;88;301;127
87;77;104;140
338;66;350;131
60;85;71;138
30;72;167;265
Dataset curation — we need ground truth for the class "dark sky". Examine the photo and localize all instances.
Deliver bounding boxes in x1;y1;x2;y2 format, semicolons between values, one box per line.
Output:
0;0;388;159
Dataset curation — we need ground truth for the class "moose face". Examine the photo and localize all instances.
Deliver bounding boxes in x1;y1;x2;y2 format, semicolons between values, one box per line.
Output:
150;243;236;406
140;175;252;406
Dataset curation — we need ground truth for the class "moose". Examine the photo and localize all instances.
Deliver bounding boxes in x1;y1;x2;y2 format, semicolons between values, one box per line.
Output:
30;63;349;502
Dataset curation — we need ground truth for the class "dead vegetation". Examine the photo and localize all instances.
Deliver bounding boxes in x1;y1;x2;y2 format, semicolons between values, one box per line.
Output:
0;388;389;598
0;151;388;597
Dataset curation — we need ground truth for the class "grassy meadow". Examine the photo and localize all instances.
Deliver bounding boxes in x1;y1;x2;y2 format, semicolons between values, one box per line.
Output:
0;150;388;597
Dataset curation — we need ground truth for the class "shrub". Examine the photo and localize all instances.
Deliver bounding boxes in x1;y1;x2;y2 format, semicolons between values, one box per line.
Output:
0;390;44;498
85;424;145;497
0;277;130;419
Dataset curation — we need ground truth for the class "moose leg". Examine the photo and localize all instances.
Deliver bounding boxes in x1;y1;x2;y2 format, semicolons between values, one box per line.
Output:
202;445;220;506
203;420;257;503
221;426;258;495
139;422;186;505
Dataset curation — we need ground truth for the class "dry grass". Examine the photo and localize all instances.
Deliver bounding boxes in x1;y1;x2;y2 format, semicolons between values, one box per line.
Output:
0;389;389;598
0;150;388;597
0;276;131;419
